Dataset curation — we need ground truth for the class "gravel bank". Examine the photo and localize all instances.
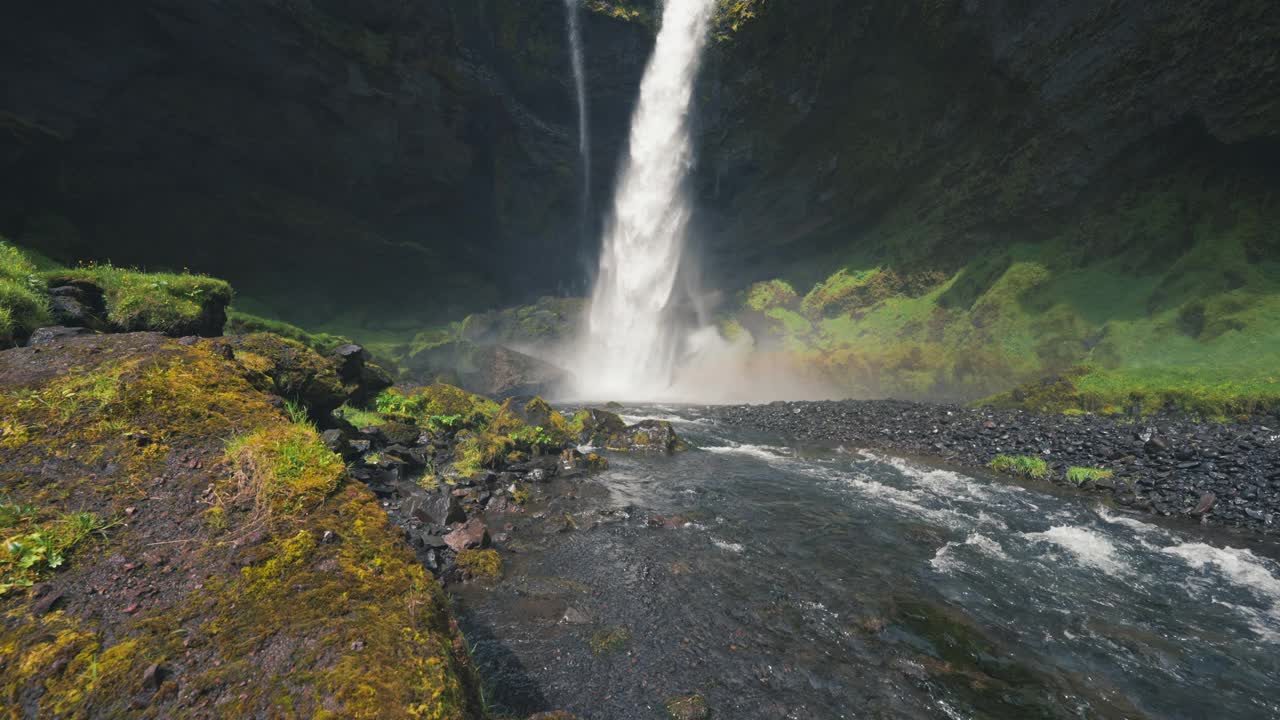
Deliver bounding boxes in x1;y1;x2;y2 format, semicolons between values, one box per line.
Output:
713;400;1280;534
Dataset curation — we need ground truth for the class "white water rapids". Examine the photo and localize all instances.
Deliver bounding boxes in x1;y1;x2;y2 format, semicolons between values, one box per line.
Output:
570;0;718;400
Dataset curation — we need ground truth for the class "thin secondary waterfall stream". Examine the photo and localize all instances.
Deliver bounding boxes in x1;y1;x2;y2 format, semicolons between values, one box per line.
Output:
573;0;717;400
563;0;590;238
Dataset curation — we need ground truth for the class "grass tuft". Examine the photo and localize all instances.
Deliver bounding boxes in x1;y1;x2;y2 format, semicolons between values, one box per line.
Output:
1066;466;1114;486
988;454;1050;480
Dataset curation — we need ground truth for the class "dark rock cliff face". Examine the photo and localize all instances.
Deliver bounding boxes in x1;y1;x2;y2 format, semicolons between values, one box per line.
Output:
0;0;650;330
695;0;1280;288
2;0;1277;333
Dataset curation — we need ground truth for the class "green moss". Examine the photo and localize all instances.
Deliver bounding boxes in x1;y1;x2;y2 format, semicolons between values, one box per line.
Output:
584;1;654;25
224;422;345;517
455;549;503;582
225;310;353;355
337;404;388;429
45;263;232;335
375;385;499;430
0;334;484;718
744;279;798;311
0;239;52;346
0;503;111;595
1066;467;1114;486
987;365;1280;419
988;454;1049;480
589;625;631;655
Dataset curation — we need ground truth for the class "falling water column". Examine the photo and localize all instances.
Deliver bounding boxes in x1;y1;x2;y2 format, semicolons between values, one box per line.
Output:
572;0;718;400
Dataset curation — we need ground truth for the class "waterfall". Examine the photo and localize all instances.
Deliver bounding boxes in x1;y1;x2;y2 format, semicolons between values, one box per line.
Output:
564;0;590;235
571;0;718;400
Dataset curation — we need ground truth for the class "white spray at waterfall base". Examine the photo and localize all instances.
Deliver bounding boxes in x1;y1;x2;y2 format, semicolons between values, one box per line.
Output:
566;0;835;402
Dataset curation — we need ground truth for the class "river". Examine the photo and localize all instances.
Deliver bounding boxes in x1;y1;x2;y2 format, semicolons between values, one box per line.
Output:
454;404;1280;719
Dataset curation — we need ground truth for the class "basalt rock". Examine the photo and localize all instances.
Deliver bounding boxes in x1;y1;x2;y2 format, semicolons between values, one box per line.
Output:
606;420;689;454
576;408;628;446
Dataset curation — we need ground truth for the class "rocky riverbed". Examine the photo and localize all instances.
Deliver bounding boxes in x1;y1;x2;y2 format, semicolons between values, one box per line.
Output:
712;400;1280;535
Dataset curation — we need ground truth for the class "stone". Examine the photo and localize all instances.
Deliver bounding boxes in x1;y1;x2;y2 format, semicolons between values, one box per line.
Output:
142;663;164;690
576;408;627;445
444;518;490;552
1191;493;1217;515
414;490;467;526
606;420;688;453
27;326;94;345
50;295;94;327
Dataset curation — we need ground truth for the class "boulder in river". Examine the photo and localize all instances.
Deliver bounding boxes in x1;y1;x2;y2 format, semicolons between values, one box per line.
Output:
606;419;689;454
575;407;628;445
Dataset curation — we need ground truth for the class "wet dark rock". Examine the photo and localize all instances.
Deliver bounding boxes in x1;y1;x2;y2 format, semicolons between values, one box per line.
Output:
141;663;165;691
376;422;421;447
320;429;355;459
414;490;466;526
27;325;96;346
50;295;95;327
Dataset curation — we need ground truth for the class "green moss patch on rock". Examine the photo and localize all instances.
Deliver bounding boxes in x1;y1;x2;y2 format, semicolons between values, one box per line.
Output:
455;549;503;582
44;264;232;337
0;332;484;718
988;454;1050;480
224;310;353;355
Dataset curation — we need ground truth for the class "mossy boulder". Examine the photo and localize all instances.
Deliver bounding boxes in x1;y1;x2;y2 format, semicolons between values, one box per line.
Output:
605;420;689;454
0;332;485;718
218;333;391;419
224;309;353;355
43;265;232;337
572;407;628;446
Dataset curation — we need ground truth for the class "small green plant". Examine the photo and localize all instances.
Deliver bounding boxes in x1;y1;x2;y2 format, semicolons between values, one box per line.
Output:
1;507;112;595
284;399;311;426
510;483;530;506
1066;466;1114;486
988;454;1050;480
427;414;463;432
335;404;386;429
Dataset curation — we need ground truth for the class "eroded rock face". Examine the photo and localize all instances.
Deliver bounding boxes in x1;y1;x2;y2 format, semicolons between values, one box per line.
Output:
697;1;1280;281
0;2;652;327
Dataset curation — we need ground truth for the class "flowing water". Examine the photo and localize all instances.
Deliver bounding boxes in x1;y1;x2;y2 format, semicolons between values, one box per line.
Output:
455;406;1280;719
563;0;590;238
573;0;717;400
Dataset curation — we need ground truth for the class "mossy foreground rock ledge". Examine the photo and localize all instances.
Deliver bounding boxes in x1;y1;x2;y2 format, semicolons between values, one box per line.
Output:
0;332;483;718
